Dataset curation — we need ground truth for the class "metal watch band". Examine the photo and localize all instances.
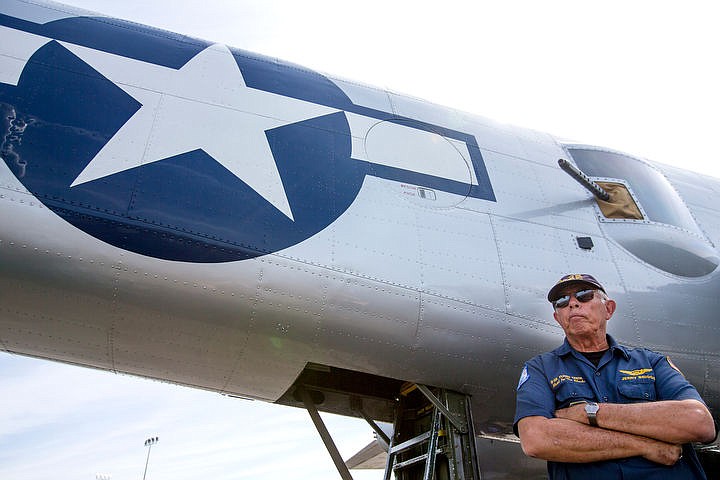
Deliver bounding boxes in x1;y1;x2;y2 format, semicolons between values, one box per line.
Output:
585;401;600;427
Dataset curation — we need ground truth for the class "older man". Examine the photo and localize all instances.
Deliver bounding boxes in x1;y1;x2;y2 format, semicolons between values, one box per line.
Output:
514;274;716;479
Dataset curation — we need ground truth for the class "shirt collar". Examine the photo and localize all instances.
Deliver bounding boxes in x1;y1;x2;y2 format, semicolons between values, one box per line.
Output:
553;334;630;360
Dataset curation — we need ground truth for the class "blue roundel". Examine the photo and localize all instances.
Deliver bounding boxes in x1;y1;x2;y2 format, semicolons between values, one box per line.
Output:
1;37;367;262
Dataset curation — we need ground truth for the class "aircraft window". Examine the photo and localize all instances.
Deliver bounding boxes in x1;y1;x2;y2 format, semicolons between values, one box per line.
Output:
567;148;699;233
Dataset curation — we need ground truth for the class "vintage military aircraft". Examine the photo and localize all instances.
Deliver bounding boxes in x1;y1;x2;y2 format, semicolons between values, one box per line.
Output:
1;1;718;478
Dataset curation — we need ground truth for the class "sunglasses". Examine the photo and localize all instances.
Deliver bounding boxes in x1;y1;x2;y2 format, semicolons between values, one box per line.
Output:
552;289;596;309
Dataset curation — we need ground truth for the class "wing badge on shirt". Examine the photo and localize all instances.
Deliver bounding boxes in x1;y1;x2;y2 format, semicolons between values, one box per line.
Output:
619;368;653;376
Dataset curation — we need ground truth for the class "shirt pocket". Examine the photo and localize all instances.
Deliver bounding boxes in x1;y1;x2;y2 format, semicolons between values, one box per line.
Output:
618;377;657;402
554;379;594;408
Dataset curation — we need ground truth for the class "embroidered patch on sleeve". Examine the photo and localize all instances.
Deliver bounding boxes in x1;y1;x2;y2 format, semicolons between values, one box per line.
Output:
517;366;530;389
667;356;685;376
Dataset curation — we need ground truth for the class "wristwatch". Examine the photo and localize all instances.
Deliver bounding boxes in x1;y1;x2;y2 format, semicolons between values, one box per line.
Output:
585;401;600;427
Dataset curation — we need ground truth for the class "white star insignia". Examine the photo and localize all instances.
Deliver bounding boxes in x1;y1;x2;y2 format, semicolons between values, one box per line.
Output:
61;42;339;220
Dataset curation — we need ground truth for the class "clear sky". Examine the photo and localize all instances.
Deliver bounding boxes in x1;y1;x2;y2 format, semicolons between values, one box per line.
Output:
2;1;719;479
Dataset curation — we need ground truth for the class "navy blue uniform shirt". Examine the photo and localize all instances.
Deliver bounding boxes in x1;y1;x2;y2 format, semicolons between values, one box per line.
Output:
514;335;707;479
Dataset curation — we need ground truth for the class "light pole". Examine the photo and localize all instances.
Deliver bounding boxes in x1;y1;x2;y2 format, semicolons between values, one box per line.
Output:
142;436;159;480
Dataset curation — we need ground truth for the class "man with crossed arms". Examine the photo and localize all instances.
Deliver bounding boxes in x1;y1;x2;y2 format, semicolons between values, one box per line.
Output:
514;274;716;479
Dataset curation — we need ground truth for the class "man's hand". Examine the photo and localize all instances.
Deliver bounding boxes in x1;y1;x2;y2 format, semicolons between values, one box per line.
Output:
640;438;682;466
555;403;588;424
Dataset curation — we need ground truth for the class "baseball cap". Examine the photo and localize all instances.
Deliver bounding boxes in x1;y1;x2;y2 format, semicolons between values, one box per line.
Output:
547;274;606;302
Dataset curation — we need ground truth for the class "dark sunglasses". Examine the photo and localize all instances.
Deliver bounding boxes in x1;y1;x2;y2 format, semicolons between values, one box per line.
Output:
552;289;596;309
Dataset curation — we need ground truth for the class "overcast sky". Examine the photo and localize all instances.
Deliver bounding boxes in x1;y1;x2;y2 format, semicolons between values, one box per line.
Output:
2;1;720;479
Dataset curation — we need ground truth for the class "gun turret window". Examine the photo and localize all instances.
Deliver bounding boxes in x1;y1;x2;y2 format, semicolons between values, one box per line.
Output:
567;148;699;234
565;146;718;277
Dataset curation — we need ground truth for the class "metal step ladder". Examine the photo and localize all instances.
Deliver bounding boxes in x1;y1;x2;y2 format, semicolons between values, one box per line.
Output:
383;384;480;480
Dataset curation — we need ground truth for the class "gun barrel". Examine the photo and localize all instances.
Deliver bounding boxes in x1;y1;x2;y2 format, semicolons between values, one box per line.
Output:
558;158;610;201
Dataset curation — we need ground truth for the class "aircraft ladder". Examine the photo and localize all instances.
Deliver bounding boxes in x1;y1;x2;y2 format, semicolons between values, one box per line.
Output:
383;384;480;480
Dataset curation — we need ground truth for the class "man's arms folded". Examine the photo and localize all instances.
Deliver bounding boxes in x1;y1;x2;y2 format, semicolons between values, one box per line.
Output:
517;415;682;465
554;399;716;444
517;399;715;466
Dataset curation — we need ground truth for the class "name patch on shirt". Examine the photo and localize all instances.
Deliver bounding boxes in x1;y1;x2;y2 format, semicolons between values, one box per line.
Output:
550;374;586;389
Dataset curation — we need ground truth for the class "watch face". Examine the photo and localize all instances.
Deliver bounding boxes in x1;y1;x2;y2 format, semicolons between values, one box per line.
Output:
586;403;599;414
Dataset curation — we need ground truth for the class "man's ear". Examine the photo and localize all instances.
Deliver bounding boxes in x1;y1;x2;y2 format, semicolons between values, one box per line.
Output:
605;299;617;318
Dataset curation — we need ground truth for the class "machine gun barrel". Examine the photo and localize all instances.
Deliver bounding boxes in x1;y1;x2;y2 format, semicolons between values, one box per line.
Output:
558;158;610;201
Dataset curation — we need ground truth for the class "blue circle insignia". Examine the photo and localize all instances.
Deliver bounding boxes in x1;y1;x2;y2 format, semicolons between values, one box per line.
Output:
1;34;367;262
